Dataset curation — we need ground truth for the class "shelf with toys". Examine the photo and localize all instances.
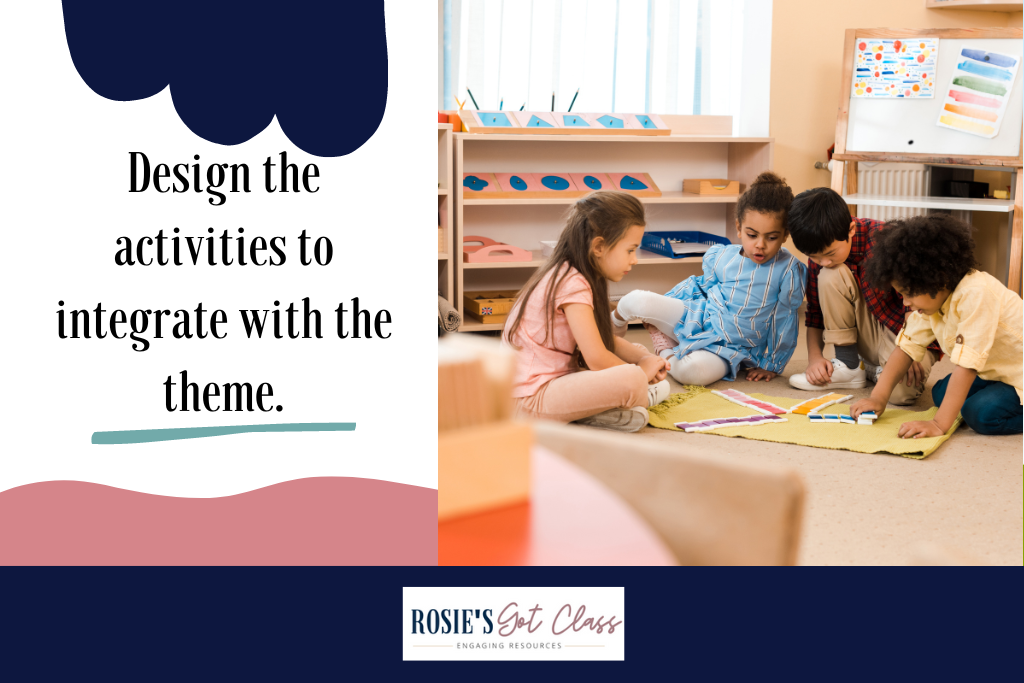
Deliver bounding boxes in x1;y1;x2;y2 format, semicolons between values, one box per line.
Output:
451;115;774;332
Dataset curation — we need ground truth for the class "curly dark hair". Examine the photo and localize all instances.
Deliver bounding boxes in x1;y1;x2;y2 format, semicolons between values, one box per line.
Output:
736;171;794;228
865;214;978;296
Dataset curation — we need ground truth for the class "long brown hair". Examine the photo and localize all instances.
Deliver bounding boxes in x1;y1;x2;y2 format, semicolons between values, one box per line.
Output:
504;190;646;353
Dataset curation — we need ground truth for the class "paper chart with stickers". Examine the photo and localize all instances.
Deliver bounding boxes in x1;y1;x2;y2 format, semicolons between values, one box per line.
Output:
936;47;1020;139
852;38;937;98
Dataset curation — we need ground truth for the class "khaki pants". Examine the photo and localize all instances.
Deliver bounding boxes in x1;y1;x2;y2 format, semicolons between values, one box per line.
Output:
819;265;936;405
514;363;650;423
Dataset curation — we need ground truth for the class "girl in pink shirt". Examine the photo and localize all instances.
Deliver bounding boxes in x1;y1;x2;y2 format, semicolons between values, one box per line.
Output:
503;191;670;432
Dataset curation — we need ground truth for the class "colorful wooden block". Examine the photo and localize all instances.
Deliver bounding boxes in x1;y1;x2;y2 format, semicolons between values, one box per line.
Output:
712;389;788;416
790;393;853;415
607;172;662;197
438;420;532;521
675;414;787;433
462;172;500;194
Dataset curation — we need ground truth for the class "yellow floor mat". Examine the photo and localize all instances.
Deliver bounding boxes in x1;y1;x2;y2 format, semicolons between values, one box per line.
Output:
648;387;961;459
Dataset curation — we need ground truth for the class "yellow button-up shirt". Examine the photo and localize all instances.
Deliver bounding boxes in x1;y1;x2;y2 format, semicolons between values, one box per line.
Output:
897;270;1023;404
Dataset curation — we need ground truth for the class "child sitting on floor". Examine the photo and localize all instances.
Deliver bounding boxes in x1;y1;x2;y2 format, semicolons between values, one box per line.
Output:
785;187;940;403
850;215;1023;437
611;171;806;385
503;191;670;433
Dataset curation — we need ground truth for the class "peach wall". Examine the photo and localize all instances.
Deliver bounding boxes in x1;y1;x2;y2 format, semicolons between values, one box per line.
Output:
770;0;1018;193
770;1;1020;275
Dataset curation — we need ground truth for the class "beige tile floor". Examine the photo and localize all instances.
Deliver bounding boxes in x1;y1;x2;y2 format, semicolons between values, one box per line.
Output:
624;326;1023;566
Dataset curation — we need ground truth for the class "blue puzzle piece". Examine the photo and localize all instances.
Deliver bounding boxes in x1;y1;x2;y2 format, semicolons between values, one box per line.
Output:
582;175;603;190
619;175;648;190
562;115;590;127
480;112;512;127
508;175;528;191
527;115;553;128
635;115;657;129
463;175;489;191
596;115;624;128
541;175;570;191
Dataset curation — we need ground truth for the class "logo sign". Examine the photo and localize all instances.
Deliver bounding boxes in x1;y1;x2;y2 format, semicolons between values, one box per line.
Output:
402;587;625;661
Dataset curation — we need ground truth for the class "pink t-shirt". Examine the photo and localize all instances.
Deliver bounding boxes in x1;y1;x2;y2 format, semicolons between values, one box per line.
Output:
503;264;594;398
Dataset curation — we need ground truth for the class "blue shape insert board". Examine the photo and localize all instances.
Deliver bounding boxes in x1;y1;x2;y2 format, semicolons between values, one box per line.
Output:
464;111;670;135
461;172;662;199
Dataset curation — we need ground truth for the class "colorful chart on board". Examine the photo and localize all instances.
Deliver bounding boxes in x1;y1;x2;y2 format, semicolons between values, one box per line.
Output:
936;47;1020;139
852;38;937;98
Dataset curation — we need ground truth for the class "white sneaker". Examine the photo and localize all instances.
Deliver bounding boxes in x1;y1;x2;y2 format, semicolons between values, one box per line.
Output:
648;379;670;407
789;358;868;391
575;406;649;432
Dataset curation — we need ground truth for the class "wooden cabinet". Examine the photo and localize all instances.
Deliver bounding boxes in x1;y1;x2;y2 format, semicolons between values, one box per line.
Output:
438;123;454;309
452;116;774;331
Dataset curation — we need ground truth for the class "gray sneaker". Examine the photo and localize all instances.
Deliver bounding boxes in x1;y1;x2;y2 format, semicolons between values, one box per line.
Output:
575;406;649;432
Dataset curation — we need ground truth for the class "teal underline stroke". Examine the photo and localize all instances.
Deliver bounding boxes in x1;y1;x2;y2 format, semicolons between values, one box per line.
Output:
92;422;356;445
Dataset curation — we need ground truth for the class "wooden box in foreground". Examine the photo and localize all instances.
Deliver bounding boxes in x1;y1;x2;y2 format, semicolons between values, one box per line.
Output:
438;420;532;521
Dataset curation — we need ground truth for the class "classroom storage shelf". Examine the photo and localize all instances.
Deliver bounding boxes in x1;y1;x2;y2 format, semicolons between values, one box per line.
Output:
924;0;1022;12
461;249;704;270
462;191;739;206
842;193;1016;213
438;123;454;310
453;115;774;332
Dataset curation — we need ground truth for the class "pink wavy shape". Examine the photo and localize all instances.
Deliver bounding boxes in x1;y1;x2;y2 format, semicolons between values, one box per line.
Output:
0;478;437;566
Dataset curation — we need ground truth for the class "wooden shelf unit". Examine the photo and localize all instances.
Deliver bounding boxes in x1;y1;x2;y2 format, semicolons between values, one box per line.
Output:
924;0;1022;12
453;116;774;331
438;123;454;310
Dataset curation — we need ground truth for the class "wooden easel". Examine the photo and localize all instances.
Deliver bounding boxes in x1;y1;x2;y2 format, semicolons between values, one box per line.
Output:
831;28;1023;294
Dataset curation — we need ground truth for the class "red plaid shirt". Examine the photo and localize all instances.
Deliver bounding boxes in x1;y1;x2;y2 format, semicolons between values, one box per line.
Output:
805;218;941;353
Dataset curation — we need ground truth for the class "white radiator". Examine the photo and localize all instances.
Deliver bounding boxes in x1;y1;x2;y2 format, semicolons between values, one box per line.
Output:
853;162;931;222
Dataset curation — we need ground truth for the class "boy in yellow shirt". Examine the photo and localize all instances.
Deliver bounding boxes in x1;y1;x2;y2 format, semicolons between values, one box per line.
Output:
851;215;1023;437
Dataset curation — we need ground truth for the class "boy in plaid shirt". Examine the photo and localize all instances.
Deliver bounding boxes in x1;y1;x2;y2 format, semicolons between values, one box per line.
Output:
786;188;939;405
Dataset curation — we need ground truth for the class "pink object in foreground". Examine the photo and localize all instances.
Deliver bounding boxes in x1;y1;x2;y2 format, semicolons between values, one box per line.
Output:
644;323;676;355
0;478;437;566
713;389;788;415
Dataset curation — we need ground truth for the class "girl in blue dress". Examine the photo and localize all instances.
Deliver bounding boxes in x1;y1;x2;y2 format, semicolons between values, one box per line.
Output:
612;172;807;385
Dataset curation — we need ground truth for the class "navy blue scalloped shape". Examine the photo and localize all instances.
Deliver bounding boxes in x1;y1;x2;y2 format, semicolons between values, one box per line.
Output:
61;1;388;157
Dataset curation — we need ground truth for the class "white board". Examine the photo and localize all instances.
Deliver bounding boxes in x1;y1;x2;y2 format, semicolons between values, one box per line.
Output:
847;38;1023;157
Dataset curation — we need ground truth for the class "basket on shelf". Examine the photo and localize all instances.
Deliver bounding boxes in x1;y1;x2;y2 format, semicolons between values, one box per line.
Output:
641;231;731;259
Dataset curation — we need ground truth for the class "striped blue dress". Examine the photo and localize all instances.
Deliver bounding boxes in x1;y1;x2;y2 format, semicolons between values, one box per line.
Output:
665;244;807;380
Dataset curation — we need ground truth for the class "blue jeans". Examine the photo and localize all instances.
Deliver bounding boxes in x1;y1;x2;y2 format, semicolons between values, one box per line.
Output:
931;375;1023;436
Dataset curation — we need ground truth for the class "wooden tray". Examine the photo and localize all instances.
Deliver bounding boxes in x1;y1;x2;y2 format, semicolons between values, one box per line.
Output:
462;236;533;263
683;179;741;195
